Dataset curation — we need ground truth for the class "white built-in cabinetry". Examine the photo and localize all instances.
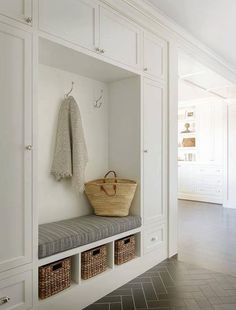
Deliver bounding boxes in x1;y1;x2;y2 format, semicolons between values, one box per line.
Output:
0;0;169;309
143;78;167;253
143;32;167;80
0;22;33;309
39;0;140;68
0;0;32;24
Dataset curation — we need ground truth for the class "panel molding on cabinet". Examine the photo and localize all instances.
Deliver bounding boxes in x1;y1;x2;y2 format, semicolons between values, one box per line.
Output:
143;31;167;81
144;223;166;254
99;5;140;68
0;271;32;310
143;78;167;225
0;0;32;25
39;0;98;51
0;23;32;273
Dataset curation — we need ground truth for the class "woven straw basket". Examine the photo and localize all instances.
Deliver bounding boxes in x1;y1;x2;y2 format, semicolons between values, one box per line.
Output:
84;171;137;217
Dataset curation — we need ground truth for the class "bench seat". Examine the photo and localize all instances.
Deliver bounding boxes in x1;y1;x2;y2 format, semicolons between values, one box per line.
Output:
38;215;142;259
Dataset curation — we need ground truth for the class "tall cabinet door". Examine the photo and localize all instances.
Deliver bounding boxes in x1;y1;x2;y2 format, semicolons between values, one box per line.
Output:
0;23;32;272
0;0;32;24
143;78;167;225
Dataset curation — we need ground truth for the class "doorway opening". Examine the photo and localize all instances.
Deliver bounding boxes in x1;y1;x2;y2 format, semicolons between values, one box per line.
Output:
177;51;236;275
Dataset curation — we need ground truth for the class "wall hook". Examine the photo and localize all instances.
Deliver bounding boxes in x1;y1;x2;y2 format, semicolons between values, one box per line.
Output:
94;89;103;108
65;81;74;98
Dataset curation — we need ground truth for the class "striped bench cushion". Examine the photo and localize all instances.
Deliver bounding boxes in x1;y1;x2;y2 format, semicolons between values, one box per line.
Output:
38;215;142;259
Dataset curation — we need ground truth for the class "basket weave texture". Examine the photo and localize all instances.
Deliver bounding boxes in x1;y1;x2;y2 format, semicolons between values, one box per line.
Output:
81;245;107;280
85;171;137;217
38;257;71;299
115;235;136;265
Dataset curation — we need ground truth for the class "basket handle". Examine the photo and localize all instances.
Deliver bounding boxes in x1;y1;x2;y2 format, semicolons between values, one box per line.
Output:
104;170;117;180
101;184;117;196
101;170;117;196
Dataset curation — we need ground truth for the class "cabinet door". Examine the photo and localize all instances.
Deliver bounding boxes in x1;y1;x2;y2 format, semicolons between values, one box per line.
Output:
143;32;167;80
0;23;32;272
143;79;166;225
197;103;214;162
39;0;98;51
99;6;140;68
0;0;32;24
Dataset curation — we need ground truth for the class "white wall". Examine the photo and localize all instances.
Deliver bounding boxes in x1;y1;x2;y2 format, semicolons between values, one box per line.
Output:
224;102;236;208
38;65;109;223
109;77;141;216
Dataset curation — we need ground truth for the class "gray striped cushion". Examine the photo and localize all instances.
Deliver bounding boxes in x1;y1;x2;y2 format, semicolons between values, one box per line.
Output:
38;215;142;259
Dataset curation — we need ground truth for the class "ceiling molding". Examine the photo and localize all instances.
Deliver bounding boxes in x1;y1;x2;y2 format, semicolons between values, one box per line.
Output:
113;0;236;78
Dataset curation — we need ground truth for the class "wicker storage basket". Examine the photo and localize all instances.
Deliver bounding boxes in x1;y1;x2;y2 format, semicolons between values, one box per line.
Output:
115;235;136;265
38;257;71;299
81;245;107;280
84;171;137;217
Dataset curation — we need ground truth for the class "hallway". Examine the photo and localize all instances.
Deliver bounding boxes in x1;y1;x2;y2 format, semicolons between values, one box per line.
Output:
178;200;236;275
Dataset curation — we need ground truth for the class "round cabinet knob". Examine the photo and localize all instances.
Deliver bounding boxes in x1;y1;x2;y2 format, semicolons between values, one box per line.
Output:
143;67;148;72
100;49;105;54
95;47;100;52
25;145;33;151
143;150;148;153
25;16;32;24
0;296;10;305
151;237;157;242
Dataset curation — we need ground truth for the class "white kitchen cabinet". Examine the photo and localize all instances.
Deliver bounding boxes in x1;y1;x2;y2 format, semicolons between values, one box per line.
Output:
0;271;32;310
39;0;98;51
0;0;32;24
143;31;167;80
98;6;140;68
143;78;166;225
196;101;224;163
0;23;32;273
178;163;223;203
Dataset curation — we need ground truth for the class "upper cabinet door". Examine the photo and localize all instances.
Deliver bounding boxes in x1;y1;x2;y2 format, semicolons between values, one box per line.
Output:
143;32;167;81
99;6;140;68
143;78;167;225
0;23;32;272
39;0;98;51
0;0;32;25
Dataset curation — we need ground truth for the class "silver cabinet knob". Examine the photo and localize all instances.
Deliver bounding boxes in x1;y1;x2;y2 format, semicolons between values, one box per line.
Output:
143;150;148;153
144;68;148;72
25;17;32;24
151;237;157;242
95;47;100;52
0;296;10;305
100;49;105;54
25;145;33;151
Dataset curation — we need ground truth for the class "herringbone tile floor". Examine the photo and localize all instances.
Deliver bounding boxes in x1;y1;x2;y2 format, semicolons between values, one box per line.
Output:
84;258;236;310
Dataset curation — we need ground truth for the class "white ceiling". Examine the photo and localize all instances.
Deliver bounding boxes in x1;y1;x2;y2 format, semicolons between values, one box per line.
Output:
147;0;236;70
179;53;236;102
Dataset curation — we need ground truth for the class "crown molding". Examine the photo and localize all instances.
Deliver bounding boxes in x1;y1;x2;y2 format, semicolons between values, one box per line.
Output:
101;0;236;81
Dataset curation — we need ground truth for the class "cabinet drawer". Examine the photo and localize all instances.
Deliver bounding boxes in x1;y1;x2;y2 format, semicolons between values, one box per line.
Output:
144;224;166;254
0;271;32;310
197;186;223;196
199;166;223;176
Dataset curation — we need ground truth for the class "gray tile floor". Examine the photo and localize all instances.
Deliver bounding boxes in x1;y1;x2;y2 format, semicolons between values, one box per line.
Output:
85;200;236;309
84;258;236;310
178;200;236;275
